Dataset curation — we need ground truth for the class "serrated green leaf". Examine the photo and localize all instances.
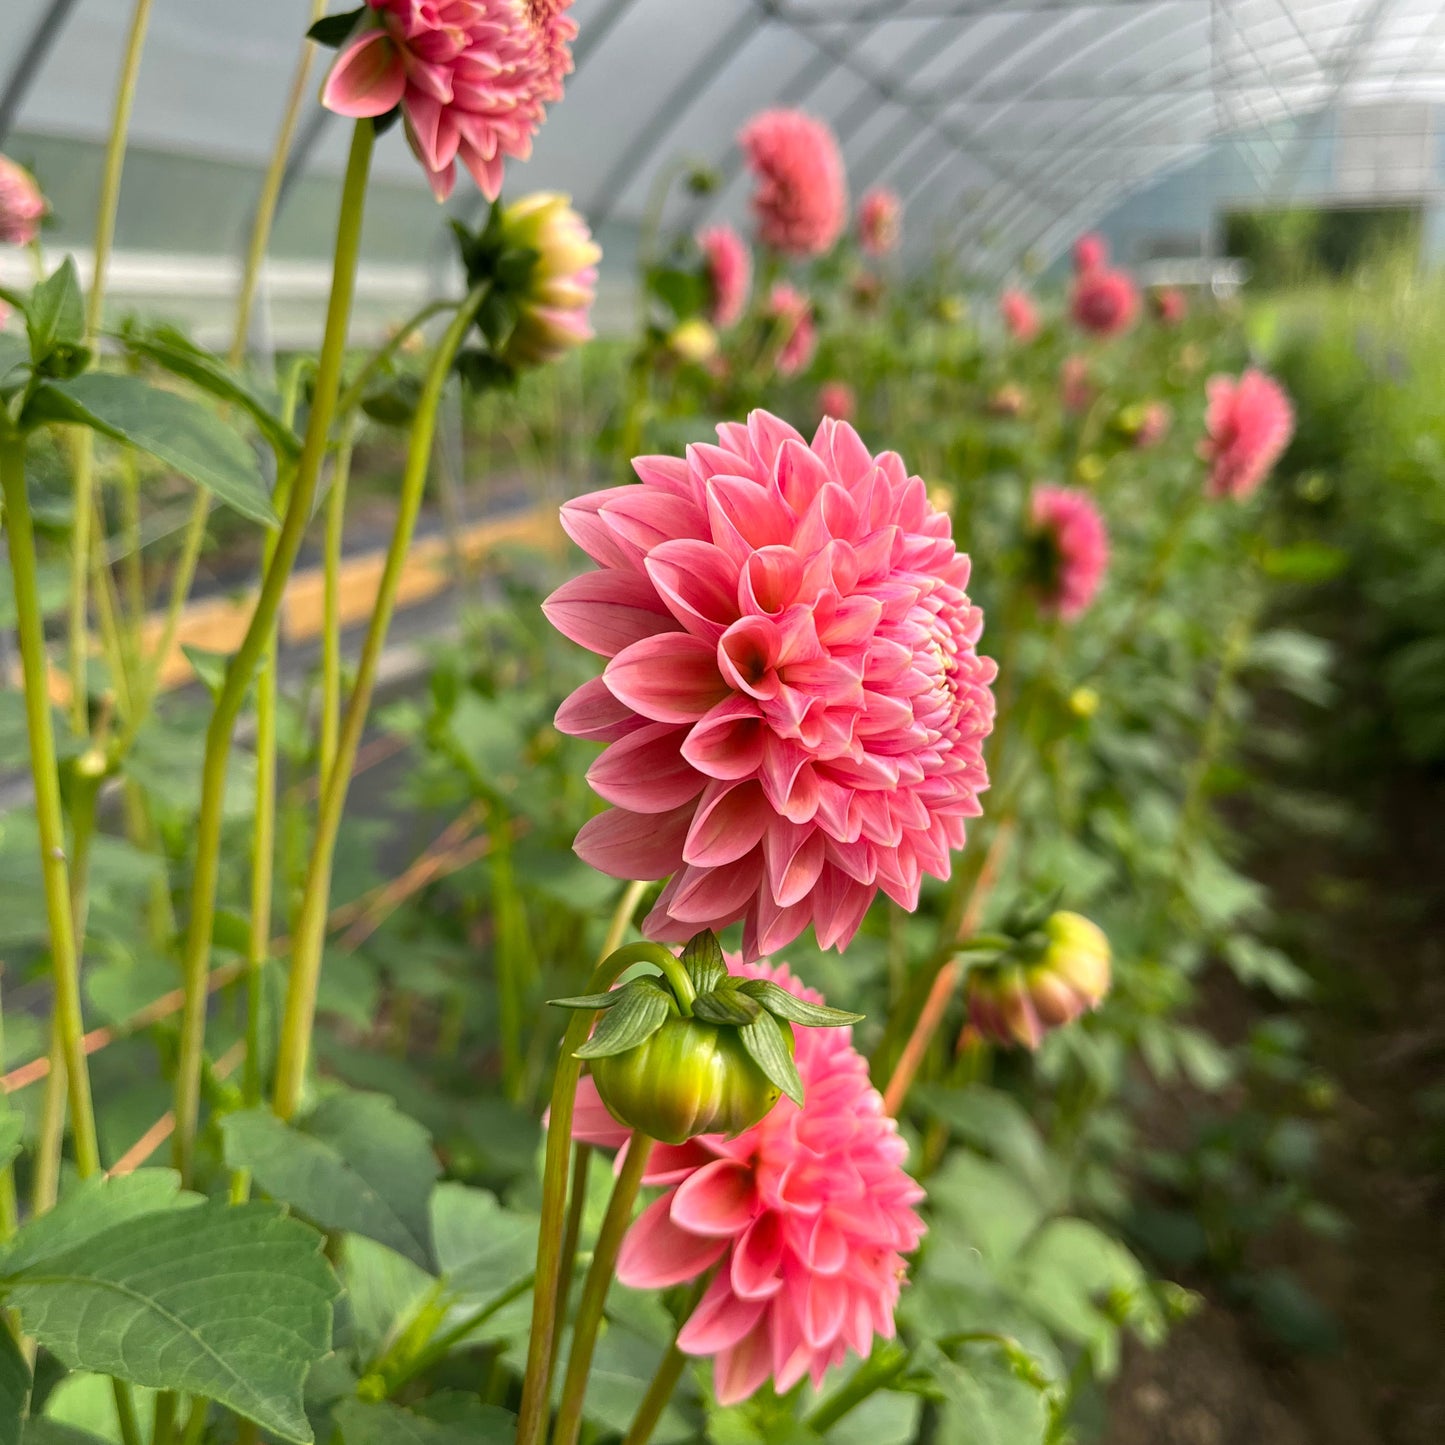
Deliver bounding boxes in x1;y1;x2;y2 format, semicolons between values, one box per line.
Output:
332;1398;514;1445
573;980;673;1060
220;1091;439;1268
690;989;762;1027
27;374;275;527
738;1011;802;1105
548;991;624;1012
4;1200;338;1444
27;259;84;365
736;979;864;1028
118;326;299;460
680;931;726;993
0;1323;28;1445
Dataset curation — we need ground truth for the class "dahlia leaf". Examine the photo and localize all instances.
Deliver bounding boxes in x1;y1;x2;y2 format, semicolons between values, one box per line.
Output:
573;980;673;1060
738;1012;803;1106
680;930;727;993
690;989;761;1028
307;7;365;48
738;980;864;1028
0;1320;27;1445
549;991;625;1012
26;258;84;366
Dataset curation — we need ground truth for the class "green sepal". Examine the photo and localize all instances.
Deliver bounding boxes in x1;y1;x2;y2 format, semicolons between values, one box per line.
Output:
308;7;366;47
691;989;762;1028
738;1010;802;1106
573;979;674;1060
737;979;864;1028
681;930;726;993
548;991;625;1012
27;258;85;369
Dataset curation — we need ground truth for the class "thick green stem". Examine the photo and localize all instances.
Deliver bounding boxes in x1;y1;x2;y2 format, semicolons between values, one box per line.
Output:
170;121;375;1184
804;1343;910;1433
2;437;100;1176
548;1143;592;1376
514;886;648;1445
270;280;487;1122
318;420;355;787
621;1342;688;1445
553;1132;655;1445
30;1036;65;1217
67;0;155;731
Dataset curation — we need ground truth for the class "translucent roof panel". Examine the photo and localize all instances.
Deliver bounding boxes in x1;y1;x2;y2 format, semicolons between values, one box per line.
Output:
4;0;1445;280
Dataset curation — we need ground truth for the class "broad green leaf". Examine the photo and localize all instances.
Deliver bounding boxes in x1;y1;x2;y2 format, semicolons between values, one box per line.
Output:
27;259;84;365
332;1398;514;1445
574;980;673;1060
932;1342;1051;1445
22;1426;112;1445
220;1091;439;1268
691;990;762;1027
0;334;29;393
117;325;299;459
0;1323;28;1445
912;1086;1060;1204
339;1235;434;1365
927;1154;1044;1268
4;1199;338;1444
28;374;275;527
738;1011;802;1105
736;979;864;1028
178;644;231;699
428;1184;537;1303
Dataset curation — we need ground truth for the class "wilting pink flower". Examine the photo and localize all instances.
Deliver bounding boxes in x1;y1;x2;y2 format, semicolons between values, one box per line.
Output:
767;283;816;378
739;109;847;257
856;188;901;256
1060;355;1094;413
999;288;1039;342
1028;484;1108;621
544;410;995;957
321;0;576;202
817;381;855;423
1199;369;1295;500
0;156;45;246
1070;267;1139;336
1151;287;1187;325
1073;232;1107;274
1130;400;1172;450
698;224;752;329
573;959;925;1405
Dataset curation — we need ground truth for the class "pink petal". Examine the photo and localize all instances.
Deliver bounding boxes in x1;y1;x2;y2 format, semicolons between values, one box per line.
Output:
587;723;702;813
804;1273;849;1349
712;1325;775;1407
617;1193;728;1289
669;853;764;924
573;803;692;879
321;32;406;118
763;824;826;908
683;780;774;868
682;697;767;781
730;1212;786;1300
543;571;677;657
678;1272;767;1355
645;539;741;642
604;634;729;724
670;1160;758;1236
555;676;642;742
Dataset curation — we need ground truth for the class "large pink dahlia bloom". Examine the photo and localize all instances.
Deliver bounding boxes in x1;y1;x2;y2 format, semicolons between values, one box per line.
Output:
321;0;575;202
856;187;902;256
572;959;925;1405
1029;483;1109;622
767;282;817;378
1199;368;1295;501
698;224;752;329
0;155;45;246
1070;266;1139;337
739;109;847;258
544;410;995;958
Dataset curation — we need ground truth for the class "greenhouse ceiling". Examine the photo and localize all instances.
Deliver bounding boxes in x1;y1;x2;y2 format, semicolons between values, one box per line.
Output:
4;0;1445;277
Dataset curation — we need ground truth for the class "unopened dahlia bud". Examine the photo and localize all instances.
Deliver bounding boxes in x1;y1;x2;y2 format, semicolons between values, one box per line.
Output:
0;155;46;246
966;911;1111;1050
668;318;719;365
496;192;600;368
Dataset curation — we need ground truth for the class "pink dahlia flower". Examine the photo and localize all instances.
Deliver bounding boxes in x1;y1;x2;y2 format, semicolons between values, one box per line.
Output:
1060;355;1094;414
817;381;855;423
0;155;45;246
767;283;816;378
573;958;925;1405
1073;232;1107;274
698;224;752;329
1028;483;1109;621
739;109;847;258
856;188;901;257
544;410;995;958
1131;400;1172;450
1151;286;1187;325
1070;267;1139;337
321;0;576;202
999;288;1039;342
1199;368;1295;501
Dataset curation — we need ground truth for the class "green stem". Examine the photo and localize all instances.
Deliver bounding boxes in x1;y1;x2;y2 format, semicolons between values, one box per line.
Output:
805;1342;910;1433
318;418;355;788
0;978;18;1242
111;1379;144;1445
171;120;376;1185
2;436;100;1176
655;954;696;1015
29;1036;65;1217
621;1342;688;1445
67;0;155;731
548;1144;591;1376
552;1132;655;1445
332;299;450;419
514;888;648;1445
270;279;487;1122
382;1274;536;1395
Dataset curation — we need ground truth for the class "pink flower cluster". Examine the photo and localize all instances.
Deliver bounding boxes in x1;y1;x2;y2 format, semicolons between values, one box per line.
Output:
1073;232;1108;273
1070;266;1139;337
768;283;816;377
698;224;752;329
544;409;996;958
856;187;901;256
573;959;925;1405
999;288;1039;342
322;0;576;201
1200;368;1295;500
739;109;847;257
1029;483;1109;621
0;156;45;246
